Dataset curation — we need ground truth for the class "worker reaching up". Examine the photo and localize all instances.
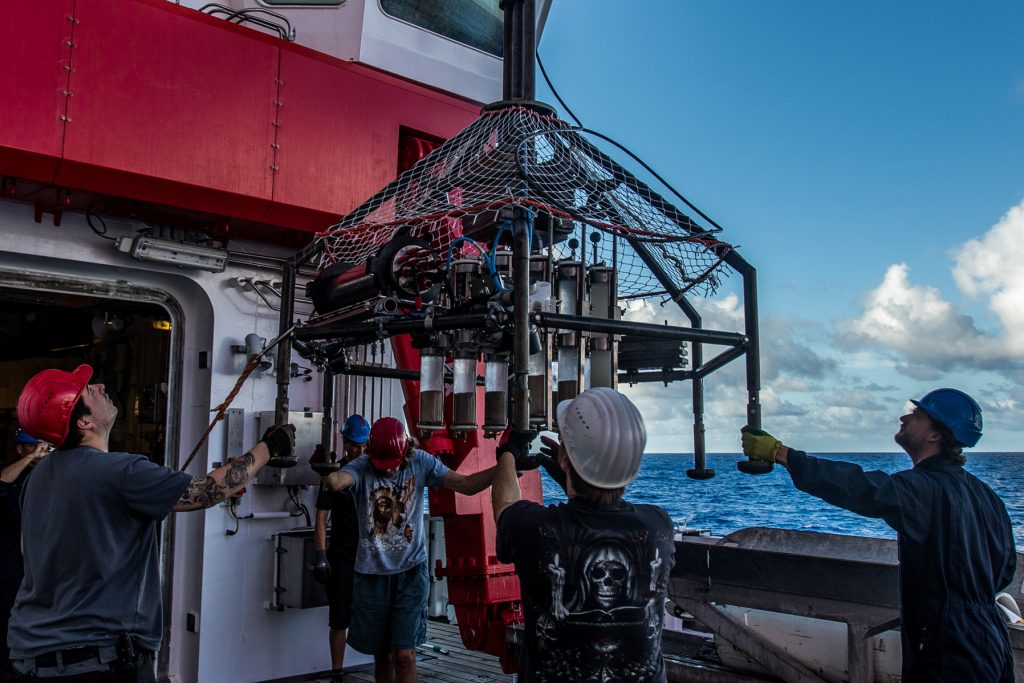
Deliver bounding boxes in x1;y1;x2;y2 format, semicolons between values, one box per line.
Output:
740;388;1015;682
6;364;294;682
311;416;497;683
493;387;675;682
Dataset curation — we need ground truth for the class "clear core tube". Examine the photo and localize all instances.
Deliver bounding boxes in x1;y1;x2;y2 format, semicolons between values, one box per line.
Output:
453;355;478;429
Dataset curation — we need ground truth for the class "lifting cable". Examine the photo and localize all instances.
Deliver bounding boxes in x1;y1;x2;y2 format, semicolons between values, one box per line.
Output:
179;325;296;472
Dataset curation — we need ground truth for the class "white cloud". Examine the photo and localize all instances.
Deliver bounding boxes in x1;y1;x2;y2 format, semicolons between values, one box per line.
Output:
893;363;944;381
952;200;1024;355
619;201;1024;452
837;200;1024;378
837;262;1001;367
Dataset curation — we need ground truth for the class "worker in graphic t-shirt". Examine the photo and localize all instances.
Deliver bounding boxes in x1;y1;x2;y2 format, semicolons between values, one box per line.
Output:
493;388;676;683
313;417;498;683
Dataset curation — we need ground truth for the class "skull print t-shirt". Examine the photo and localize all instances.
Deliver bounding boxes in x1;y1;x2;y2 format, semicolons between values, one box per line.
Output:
342;449;448;575
496;498;675;683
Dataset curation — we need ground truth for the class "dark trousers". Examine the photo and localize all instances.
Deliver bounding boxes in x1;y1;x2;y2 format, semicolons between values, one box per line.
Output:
0;578;20;680
4;653;154;683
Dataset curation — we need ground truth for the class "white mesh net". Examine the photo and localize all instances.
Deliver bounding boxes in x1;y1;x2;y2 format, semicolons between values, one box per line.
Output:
314;105;733;300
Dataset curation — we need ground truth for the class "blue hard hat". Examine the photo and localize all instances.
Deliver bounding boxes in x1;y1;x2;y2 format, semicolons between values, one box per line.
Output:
341;414;370;444
15;428;40;445
911;388;982;448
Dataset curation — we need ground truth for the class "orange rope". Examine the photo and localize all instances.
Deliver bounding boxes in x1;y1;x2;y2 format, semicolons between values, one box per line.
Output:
179;354;264;472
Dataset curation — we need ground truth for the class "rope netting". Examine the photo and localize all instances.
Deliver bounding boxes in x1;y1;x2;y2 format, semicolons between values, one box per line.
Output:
314;106;733;299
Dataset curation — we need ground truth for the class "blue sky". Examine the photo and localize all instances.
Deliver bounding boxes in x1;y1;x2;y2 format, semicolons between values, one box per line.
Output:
538;1;1024;452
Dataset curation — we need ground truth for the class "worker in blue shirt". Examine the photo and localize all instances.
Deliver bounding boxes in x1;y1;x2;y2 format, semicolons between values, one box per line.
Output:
741;389;1015;682
1;429;50;671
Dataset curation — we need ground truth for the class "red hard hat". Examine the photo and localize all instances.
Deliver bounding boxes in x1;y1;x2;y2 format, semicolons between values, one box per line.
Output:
368;417;409;471
17;365;93;445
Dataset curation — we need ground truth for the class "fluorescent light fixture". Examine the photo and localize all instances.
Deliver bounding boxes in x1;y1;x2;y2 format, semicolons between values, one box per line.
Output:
116;236;227;273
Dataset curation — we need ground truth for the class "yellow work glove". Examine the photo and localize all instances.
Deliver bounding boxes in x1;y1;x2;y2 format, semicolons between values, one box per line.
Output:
741;426;782;463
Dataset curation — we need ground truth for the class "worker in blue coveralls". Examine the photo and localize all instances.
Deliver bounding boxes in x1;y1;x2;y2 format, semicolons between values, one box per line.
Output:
740;389;1016;682
312;416;498;683
312;414;370;682
1;429;50;672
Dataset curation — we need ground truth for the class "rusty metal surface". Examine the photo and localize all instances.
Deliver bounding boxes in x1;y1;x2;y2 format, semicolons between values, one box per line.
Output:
673;528;900;611
670;528;902;683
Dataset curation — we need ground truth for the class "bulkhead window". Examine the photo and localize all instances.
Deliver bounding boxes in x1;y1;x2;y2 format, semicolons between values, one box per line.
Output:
380;0;503;57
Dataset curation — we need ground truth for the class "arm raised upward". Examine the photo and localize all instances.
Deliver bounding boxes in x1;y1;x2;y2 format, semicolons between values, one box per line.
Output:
173;424;294;512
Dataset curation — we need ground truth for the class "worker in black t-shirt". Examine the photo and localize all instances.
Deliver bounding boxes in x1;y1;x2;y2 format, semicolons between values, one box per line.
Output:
313;414;370;682
493;388;675;683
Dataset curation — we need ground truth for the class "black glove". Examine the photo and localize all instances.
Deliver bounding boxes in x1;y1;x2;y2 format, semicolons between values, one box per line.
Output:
309;443;340;476
261;424;296;468
498;428;538;469
538;434;559;463
312;550;331;585
536;434;568;492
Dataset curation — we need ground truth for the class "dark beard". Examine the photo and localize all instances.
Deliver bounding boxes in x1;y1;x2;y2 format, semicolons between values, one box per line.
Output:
894;429;919;454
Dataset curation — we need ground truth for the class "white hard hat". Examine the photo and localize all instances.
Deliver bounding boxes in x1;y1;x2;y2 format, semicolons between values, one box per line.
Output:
556;387;647;489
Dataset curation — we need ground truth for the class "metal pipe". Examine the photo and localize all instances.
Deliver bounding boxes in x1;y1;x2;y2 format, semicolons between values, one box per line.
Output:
674;297;712;479
359;345;368;416
623;235;714;477
274;259;297;425
294;313;492;342
499;0;536;101
372;342;380;421
534;312;746;346
576;225;585;395
378;344;386;420
321;370;334;453
725;251;761;429
694;345;749;380
512;209;531;430
522;0;536;100
500;0;518;100
510;1;523;100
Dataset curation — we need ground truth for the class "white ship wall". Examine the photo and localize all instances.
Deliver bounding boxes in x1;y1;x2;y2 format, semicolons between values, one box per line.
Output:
0;201;390;682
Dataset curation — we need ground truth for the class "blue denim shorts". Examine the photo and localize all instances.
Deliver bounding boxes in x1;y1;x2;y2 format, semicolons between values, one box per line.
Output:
347;562;429;655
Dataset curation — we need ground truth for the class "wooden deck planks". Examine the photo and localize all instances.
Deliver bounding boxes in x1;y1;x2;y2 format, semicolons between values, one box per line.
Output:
307;621;514;683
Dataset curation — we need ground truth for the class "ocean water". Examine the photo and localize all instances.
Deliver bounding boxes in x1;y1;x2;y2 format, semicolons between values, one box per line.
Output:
540;452;1024;546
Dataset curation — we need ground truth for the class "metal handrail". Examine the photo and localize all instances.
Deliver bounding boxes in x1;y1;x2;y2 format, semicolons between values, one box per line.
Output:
199;4;296;42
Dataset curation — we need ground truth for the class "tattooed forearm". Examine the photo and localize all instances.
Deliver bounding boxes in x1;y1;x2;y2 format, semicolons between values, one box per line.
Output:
176;451;259;510
224;452;256;489
177;475;226;508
